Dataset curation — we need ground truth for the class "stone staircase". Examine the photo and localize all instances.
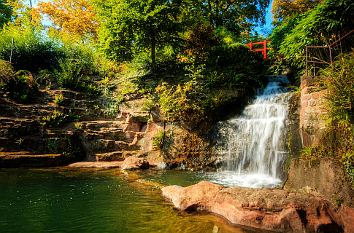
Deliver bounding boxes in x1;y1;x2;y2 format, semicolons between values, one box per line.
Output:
78;113;148;161
0;89;150;167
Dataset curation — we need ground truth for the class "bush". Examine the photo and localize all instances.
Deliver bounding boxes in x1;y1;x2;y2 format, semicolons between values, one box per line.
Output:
54;43;101;96
0;60;38;102
0;26;63;72
0;60;15;88
53;93;65;106
41;110;80;128
319;52;354;184
323;52;354;125
276;0;354;70
152;130;165;149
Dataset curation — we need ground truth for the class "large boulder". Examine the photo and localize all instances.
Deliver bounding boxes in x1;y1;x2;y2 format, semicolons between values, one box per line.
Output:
162;181;353;233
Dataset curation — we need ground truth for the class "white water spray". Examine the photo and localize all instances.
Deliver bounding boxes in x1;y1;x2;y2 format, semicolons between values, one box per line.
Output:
210;77;292;188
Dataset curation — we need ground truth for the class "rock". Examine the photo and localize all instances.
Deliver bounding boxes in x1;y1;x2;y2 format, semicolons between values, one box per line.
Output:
121;156;149;170
0;151;71;167
285;158;354;207
162;181;351;233
68;161;123;168
337;206;354;233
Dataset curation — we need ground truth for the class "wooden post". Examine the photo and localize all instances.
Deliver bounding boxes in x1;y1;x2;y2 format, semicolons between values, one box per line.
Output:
9;37;14;63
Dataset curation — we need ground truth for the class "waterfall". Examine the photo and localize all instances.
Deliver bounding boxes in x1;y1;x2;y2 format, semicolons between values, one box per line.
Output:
209;77;292;188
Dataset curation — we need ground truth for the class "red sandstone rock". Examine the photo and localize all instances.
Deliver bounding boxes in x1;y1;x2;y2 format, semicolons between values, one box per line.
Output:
162;181;352;233
121;156;149;170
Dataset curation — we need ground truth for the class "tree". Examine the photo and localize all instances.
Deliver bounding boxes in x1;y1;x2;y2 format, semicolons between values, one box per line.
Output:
273;0;354;69
272;0;322;22
0;0;13;28
204;0;270;34
37;0;99;41
94;0;183;65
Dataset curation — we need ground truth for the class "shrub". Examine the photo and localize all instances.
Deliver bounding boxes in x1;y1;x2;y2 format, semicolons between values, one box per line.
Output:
323;52;354;125
0;61;38;103
41;110;80;128
317;51;354;184
152;130;165;149
53;93;65;106
277;0;354;70
56;58;100;96
0;26;63;72
0;59;15;88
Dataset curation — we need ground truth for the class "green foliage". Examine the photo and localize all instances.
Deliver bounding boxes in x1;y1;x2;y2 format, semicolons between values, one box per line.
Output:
0;26;64;72
41;110;80;128
94;0;183;65
94;0;271;64
53;93;64;106
0;0;12;28
152;130;165;149
300;53;354;185
56;58;98;95
322;52;354;125
270;0;354;72
323;52;354;183
0;59;15;88
157;79;205;124
0;61;38;102
73;122;83;130
342;151;354;186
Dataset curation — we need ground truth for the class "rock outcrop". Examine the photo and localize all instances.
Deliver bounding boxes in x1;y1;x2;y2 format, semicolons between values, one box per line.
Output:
285;158;354;207
162;181;353;233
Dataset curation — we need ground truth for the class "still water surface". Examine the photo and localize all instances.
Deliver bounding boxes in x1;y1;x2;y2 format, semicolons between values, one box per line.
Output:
0;168;255;233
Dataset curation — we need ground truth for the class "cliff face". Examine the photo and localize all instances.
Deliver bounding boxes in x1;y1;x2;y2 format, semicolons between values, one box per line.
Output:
285;76;354;207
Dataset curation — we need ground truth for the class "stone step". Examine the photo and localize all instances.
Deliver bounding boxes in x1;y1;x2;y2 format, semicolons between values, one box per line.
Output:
80;120;126;130
45;129;74;138
0;137;11;149
0;101;56;118
82;129;142;143
0;117;41;138
84;139;141;154
19;136;74;154
47;90;87;101
59;99;97;109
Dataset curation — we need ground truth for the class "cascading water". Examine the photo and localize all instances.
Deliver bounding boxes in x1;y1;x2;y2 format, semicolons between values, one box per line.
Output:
209;77;292;188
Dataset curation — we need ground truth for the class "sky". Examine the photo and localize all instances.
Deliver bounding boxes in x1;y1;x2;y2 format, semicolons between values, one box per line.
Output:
254;2;274;37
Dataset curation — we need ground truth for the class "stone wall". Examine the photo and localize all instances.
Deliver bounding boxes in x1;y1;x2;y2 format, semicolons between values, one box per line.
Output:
299;76;328;147
285;76;354;207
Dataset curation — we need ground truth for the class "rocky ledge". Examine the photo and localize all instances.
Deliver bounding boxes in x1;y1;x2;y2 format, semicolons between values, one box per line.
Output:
67;156;150;170
162;181;354;233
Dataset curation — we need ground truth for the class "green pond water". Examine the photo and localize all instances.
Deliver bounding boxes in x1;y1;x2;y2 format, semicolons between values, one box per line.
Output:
0;168;255;233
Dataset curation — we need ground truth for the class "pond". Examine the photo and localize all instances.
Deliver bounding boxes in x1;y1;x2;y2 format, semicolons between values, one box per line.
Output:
0;168;257;233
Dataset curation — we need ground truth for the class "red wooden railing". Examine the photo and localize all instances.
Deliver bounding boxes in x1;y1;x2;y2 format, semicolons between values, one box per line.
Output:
245;40;270;59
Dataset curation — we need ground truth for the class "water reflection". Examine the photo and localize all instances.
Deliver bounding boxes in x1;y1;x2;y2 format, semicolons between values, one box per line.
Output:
0;168;255;233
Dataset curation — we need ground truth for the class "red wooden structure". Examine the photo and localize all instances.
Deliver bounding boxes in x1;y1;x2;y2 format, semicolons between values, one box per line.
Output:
245;40;270;59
